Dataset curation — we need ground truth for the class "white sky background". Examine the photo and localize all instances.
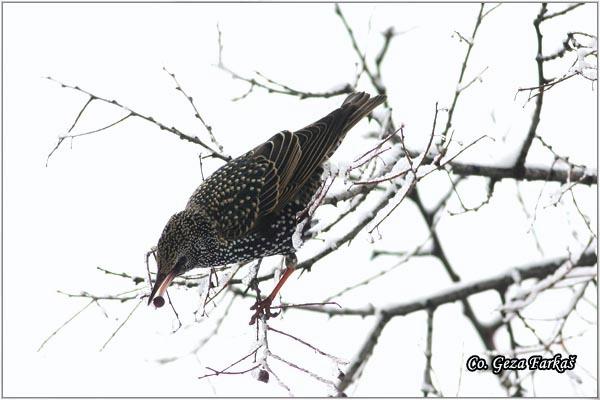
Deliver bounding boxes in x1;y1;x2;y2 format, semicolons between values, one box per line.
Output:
3;2;597;397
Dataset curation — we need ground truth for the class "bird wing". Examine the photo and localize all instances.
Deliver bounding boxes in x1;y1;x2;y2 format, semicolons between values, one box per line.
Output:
273;107;353;208
274;92;386;208
187;92;385;241
186;130;301;241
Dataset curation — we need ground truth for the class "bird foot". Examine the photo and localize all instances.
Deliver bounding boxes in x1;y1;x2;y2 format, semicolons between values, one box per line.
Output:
249;297;279;325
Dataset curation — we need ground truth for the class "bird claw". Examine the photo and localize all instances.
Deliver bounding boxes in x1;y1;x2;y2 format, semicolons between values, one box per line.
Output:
249;298;279;325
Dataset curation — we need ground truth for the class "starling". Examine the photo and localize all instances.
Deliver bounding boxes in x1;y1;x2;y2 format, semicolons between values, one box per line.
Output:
148;92;386;322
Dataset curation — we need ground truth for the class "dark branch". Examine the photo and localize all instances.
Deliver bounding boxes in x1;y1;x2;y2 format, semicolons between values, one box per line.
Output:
513;4;548;177
297;250;597;318
336;312;390;393
45;77;230;162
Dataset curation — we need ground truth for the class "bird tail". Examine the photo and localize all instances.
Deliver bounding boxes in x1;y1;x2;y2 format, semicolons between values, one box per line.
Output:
340;92;387;135
266;91;387;210
321;92;386;160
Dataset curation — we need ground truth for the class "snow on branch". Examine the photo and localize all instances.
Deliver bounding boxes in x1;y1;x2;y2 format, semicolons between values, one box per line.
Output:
295;250;597;318
43;2;597;395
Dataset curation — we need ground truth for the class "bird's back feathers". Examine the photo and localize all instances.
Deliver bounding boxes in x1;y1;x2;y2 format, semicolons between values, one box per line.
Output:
187;92;386;241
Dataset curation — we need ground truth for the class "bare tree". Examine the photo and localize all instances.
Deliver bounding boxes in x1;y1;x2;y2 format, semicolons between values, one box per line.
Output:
40;3;596;396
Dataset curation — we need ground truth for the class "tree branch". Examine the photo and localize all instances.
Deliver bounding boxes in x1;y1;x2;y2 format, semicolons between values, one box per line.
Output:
513;3;548;177
297;250;597;318
45;77;230;162
336;311;391;394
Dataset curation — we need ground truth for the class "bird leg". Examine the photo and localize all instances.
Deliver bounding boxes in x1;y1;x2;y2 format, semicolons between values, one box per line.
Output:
249;254;297;325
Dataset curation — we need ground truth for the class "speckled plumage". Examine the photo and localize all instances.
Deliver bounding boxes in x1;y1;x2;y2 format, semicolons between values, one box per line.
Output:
148;92;386;304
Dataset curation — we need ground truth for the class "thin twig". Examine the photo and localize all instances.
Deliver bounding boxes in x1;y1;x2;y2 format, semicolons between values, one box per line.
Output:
163;66;226;155
45;77;230;162
37;300;95;351
268;326;348;364
199;346;262;380
441;3;486;138
335;4;385;95
99;299;143;351
216;25;352;100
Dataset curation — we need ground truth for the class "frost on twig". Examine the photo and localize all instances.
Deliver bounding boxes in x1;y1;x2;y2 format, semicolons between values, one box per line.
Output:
44;2;597;395
197;317;348;395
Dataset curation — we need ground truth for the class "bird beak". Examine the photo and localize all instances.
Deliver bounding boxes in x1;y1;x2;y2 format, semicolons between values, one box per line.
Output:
147;270;177;305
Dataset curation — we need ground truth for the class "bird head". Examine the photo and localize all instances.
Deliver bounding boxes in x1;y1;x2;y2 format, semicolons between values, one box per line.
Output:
148;210;203;306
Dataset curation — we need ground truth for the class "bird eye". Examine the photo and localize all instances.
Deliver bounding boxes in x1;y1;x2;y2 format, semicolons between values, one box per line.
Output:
174;256;187;273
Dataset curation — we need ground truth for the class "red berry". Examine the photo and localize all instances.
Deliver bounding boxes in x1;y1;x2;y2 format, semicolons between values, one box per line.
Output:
153;296;165;308
257;369;269;383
